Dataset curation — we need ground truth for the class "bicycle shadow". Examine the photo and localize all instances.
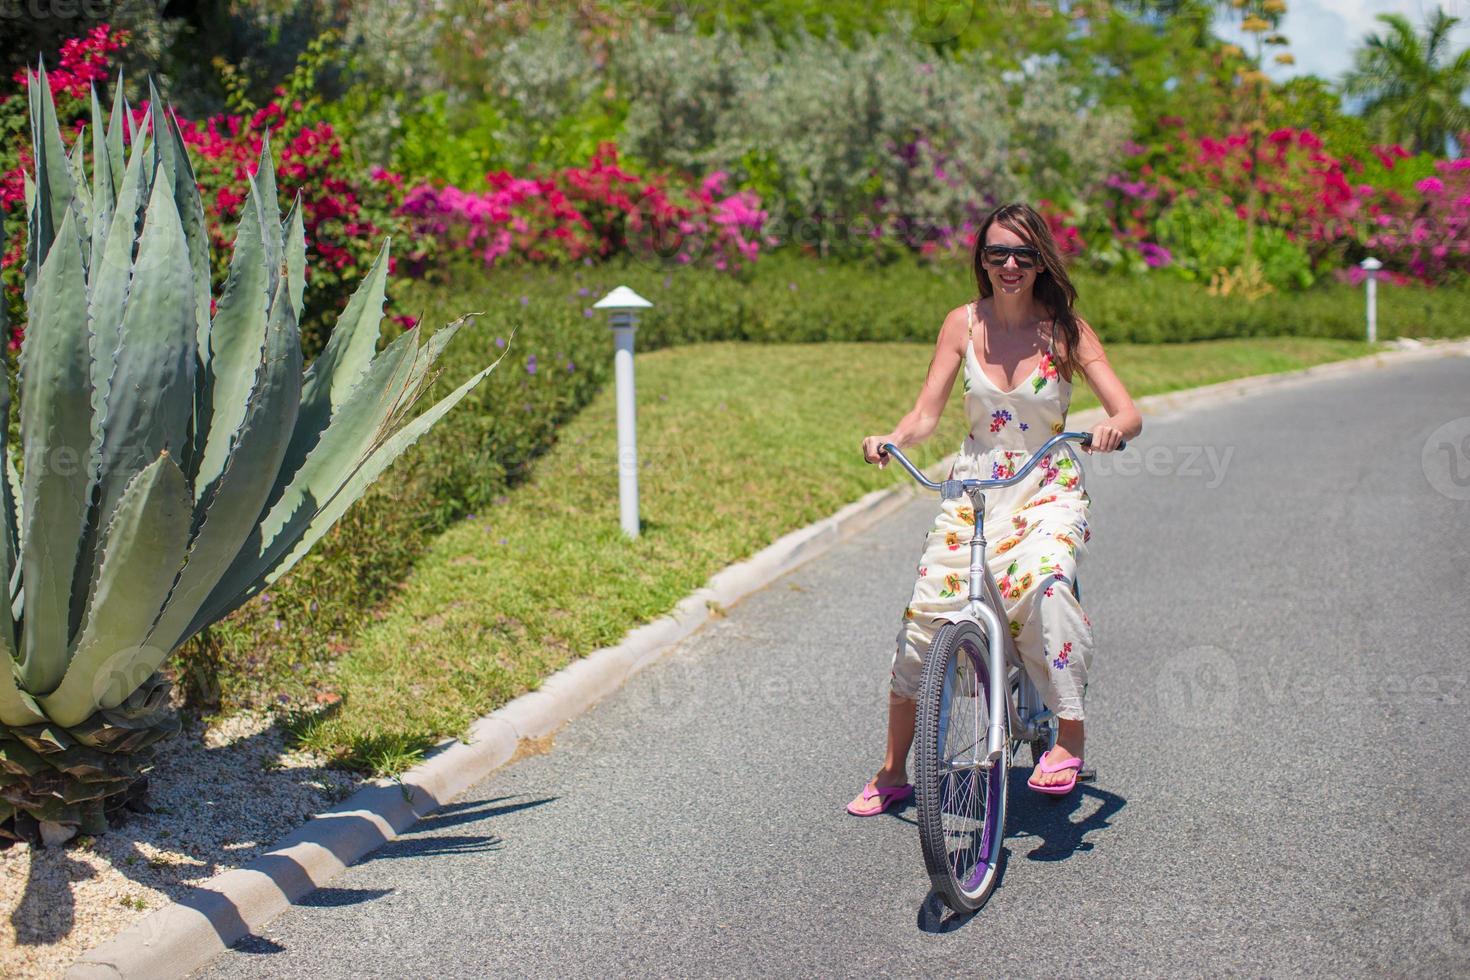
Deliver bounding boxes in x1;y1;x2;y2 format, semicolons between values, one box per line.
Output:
914;768;1127;932
1005;768;1127;863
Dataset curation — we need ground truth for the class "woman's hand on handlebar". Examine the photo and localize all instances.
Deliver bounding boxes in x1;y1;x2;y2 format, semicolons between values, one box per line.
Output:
862;434;895;469
1084;422;1126;453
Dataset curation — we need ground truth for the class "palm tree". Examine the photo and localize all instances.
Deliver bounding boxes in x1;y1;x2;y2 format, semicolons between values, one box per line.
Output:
1342;7;1470;156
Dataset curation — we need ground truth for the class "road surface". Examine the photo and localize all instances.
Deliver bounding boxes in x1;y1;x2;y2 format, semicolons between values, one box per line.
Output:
197;352;1470;978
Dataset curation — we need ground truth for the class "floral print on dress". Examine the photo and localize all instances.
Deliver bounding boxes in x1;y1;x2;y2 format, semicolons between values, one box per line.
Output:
940;572;963;598
890;299;1091;721
1039;453;1059;486
991;449;1025;480
1054;456;1080;490
998;561;1020;600
1032;352;1059;393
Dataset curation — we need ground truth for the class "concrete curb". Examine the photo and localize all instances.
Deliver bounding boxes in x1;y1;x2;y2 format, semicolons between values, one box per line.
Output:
65;338;1470;978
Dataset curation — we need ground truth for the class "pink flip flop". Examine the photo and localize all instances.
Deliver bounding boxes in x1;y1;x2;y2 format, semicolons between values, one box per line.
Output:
846;781;913;816
1028;748;1083;796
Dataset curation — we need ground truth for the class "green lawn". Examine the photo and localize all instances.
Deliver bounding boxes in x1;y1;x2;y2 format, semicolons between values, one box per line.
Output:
283;334;1379;771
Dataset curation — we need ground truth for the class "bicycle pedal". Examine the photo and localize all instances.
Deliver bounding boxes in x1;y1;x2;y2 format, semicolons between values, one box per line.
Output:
1078;765;1098;782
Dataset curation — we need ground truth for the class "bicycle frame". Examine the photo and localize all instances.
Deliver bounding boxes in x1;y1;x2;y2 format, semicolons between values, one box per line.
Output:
882;433;1108;768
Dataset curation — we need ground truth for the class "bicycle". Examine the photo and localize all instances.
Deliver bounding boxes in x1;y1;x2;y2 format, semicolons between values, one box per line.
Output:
880;431;1123;913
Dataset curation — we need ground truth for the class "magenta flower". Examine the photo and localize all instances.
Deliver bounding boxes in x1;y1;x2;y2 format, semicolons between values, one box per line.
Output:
1137;242;1173;268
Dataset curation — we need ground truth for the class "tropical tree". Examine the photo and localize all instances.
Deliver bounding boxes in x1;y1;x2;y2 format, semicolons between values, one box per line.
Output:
1342;7;1470;156
0;70;504;846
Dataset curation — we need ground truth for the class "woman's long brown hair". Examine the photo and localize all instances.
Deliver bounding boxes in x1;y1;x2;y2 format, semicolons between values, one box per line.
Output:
970;203;1083;383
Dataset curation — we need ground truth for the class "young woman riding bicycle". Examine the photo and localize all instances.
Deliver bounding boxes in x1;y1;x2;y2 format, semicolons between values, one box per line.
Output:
848;202;1143;815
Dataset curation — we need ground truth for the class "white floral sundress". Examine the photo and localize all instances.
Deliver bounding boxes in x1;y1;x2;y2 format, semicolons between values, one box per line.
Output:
889;301;1096;721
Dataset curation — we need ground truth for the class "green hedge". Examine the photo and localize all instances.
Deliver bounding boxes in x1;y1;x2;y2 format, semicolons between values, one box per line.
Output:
183;251;1470;712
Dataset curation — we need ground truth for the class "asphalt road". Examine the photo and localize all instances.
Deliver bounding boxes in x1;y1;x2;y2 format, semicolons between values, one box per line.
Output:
198;352;1470;979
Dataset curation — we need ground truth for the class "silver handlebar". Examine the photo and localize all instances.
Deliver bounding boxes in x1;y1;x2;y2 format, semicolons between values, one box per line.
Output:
880;432;1126;495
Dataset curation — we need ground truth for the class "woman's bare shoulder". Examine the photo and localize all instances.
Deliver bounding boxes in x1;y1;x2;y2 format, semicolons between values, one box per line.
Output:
940;302;973;354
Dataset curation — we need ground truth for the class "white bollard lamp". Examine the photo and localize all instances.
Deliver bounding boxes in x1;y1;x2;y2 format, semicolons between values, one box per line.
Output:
593;285;653;538
1360;256;1382;344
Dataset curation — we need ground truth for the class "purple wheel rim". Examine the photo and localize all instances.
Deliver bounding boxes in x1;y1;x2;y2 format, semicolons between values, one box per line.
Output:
939;642;1002;894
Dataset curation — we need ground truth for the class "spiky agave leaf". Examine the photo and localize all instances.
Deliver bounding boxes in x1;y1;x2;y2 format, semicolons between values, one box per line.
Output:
16;205;91;694
1;74;506;840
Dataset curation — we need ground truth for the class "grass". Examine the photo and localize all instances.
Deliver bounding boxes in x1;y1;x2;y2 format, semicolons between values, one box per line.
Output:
282;334;1381;772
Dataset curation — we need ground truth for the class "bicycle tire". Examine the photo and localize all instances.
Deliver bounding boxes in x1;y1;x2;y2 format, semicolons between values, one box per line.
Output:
914;620;1009;913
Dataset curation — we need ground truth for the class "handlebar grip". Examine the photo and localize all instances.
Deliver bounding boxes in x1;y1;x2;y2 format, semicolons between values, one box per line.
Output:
1080;434;1128;452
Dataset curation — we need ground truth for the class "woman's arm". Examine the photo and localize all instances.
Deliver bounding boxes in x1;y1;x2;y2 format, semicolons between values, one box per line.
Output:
862;307;967;467
1073;317;1143;453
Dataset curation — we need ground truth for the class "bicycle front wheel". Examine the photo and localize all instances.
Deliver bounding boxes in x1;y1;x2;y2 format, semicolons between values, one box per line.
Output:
914;620;1008;913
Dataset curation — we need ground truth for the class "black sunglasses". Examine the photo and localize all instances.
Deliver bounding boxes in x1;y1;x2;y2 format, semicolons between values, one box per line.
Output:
980;244;1043;270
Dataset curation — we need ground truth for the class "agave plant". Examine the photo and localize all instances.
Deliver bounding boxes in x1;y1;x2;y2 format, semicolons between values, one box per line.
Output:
0;70;504;844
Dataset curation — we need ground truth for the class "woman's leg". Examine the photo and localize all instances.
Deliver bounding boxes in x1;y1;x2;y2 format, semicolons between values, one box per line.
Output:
1026;577;1093;786
1035;718;1085;787
847;693;917;812
875;693;917;785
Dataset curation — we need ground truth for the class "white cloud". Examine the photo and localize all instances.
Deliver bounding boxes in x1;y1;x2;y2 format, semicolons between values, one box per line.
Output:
1215;0;1470;82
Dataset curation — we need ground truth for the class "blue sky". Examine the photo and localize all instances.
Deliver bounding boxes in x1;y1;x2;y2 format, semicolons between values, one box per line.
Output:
1214;0;1470;81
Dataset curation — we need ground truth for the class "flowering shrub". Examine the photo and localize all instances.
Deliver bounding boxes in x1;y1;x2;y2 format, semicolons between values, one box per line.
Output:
1;26;408;355
1152;194;1315;289
1;26;134;345
1353;161;1470;282
397;143;769;274
1090;121;1470;286
166;104;410;352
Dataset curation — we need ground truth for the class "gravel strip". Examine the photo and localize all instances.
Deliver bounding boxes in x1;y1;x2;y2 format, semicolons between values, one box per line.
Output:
0;711;362;979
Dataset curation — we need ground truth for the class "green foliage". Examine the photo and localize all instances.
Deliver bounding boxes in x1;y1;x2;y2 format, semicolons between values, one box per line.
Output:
1154;195;1316;290
388;93;506;190
1343;8;1470;156
371;18;629;182
613;18;1130;256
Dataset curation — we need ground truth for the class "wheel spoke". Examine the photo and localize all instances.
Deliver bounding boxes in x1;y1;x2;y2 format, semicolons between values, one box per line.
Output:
917;626;1007;911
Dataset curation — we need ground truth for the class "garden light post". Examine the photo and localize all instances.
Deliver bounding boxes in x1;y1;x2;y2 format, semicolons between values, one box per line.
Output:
1360;256;1382;344
593;286;653;538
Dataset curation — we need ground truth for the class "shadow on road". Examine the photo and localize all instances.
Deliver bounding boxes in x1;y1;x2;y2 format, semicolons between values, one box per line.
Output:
360;795;556;863
912;769;1127;933
1005;769;1126;863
